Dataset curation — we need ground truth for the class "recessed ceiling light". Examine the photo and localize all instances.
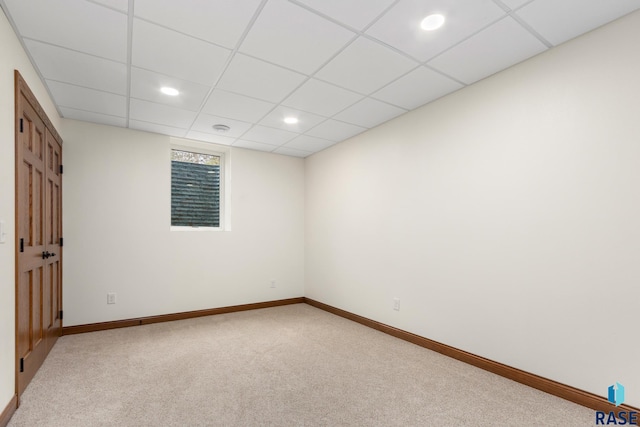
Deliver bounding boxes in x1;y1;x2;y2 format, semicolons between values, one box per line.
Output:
421;14;445;31
160;87;179;96
284;117;299;125
212;124;230;133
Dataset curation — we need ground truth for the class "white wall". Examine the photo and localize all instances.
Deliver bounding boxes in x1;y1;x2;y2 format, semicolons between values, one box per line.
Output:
305;11;640;407
0;6;62;412
62;120;304;326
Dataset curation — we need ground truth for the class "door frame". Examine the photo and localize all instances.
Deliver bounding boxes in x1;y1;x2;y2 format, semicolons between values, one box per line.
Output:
14;70;64;403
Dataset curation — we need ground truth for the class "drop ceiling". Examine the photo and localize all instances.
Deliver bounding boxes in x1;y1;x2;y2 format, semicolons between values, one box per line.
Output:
2;0;638;157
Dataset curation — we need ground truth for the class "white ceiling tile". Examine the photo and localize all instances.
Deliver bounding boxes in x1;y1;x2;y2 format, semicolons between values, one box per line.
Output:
129;99;197;129
191;113;253;138
283;135;337;152
202;90;275;123
428;17;547;85
239;0;355;74
272;146;313;157
282;79;363;117
134;0;262;48
217;54;307;103
316;37;418;94
259;107;326;133
295;0;397;30
24;39;127;95
306;119;366;141
91;0;128;12
372;66;463;109
129;120;188;138
515;0;640;46
132;19;231;86
366;0;506;62
3;0;127;62
130;67;210;111
60;107;127;127
500;0;531;10
185;131;236;146
233;140;278;152
47;80;126;117
333;98;406;128
241;125;299;145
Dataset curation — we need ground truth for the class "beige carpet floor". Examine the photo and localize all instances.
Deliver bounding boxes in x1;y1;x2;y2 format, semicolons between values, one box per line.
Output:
8;304;595;426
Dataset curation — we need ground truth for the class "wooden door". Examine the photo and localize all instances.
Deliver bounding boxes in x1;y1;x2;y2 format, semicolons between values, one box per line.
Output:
44;130;62;353
15;71;63;398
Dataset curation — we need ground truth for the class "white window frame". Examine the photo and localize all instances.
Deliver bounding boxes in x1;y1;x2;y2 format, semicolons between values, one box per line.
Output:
169;138;231;231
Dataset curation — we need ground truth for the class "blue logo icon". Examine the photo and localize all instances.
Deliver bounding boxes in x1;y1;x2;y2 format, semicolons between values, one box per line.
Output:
608;382;625;407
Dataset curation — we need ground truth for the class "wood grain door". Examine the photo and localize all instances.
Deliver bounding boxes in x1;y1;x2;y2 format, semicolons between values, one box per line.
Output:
15;71;63;398
44;130;62;353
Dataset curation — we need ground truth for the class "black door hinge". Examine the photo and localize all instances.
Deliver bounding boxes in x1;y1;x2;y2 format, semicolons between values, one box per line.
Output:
59;237;63;247
20;238;24;253
20;358;24;373
19;118;24;133
59;310;63;320
59;164;63;174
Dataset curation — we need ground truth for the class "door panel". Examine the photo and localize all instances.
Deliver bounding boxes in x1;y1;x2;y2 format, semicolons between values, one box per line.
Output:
15;71;63;398
44;130;62;351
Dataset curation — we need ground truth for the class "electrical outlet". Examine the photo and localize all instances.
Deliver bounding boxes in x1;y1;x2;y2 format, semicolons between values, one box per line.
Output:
107;293;117;304
0;220;6;244
270;280;276;288
393;298;400;311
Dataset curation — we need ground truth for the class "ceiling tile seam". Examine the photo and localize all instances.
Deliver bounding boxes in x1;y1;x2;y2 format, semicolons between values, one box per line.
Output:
370;85;464;113
491;0;512;13
19;36;129;65
55;102;126;119
367;93;419;112
423;13;513;65
510;0;537;12
129;117;188;131
508;12;553;48
321;94;408;130
240;133;299;147
232;141;279;150
274;145;312;154
44;78;127;97
183;0;271;142
0;0;64;119
346;63;424;99
128;95;210;114
286;0;399;35
128;64;209;86
84;0;128;14
421;64;467;87
204;87;277;107
125;0;134;128
287;0;428;68
301;116;367;141
131;16;235;53
59;105;127;120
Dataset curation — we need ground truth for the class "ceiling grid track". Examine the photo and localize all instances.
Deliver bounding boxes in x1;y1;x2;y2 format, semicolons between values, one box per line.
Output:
3;0;638;156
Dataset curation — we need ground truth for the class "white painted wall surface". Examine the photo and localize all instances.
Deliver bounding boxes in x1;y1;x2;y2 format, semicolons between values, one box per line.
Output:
305;11;640;407
61;120;304;326
0;6;62;412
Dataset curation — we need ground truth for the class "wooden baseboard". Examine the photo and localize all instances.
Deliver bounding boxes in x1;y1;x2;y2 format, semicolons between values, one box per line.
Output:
0;395;17;427
304;298;639;417
62;297;305;335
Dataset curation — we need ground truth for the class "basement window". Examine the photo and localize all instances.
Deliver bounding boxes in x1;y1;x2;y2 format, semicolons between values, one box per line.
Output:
171;148;222;229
